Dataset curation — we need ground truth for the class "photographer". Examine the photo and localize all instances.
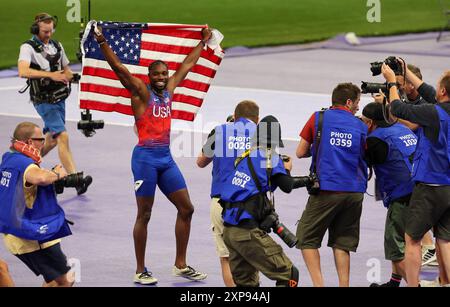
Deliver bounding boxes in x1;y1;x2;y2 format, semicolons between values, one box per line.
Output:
362;102;417;287
398;64;435;105
381;64;450;287
295;83;368;287
18;13;92;195
0;122;74;287
196;100;259;287
219;115;312;287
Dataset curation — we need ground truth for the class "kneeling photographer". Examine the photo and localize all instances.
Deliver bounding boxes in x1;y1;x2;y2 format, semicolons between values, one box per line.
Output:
219;115;312;287
0;122;74;287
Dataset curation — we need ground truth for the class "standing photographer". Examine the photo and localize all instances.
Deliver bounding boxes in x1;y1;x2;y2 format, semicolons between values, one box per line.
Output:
219;116;312;287
295;83;368;287
396;64;435;106
18;13;92;195
197;100;259;287
362;102;417;287
0;122;74;287
380;64;450;287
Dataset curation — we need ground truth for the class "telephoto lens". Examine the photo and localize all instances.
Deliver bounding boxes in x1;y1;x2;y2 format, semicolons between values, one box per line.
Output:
273;222;298;248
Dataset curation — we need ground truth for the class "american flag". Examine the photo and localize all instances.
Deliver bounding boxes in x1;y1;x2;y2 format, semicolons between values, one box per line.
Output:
79;21;224;121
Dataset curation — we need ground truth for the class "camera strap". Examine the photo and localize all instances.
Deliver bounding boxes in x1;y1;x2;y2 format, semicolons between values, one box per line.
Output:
245;148;275;209
311;110;325;175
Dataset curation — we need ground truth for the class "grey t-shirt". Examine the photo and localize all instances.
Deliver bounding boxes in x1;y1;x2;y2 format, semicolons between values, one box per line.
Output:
18;38;69;71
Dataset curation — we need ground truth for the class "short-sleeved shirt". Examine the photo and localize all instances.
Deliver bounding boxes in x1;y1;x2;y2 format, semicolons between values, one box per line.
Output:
18;37;69;71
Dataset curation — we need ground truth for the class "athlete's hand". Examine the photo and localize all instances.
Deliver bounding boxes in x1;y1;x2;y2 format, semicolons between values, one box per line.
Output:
93;24;106;43
201;27;212;42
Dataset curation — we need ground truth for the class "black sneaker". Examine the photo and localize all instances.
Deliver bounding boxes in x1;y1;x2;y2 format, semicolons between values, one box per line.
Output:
76;175;93;195
370;281;398;287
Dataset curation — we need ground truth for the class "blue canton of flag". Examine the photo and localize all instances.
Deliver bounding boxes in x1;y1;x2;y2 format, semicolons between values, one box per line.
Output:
83;21;145;65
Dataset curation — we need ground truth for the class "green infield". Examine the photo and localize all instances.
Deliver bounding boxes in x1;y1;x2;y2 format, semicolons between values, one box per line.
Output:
0;0;445;68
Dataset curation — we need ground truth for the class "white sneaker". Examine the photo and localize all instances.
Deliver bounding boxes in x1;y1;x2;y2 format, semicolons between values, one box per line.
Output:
172;265;207;281
420;277;440;287
134;269;158;285
422;248;437;266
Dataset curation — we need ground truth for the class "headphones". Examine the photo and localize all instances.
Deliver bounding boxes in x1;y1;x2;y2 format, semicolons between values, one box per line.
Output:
30;13;58;35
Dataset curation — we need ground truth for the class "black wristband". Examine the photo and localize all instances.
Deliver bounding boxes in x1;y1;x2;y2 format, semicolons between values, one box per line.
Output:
51;170;60;180
387;82;397;89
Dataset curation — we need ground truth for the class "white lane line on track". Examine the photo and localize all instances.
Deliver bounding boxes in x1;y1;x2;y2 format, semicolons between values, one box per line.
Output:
0;86;23;91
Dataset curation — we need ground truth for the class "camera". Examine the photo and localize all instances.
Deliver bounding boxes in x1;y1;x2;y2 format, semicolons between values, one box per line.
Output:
54;172;84;194
72;73;81;83
360;81;389;95
77;111;104;137
259;211;298;248
370;56;403;76
307;172;320;195
280;154;290;162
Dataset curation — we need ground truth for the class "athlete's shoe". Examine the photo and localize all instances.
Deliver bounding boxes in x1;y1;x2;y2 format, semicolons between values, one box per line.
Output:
134;268;158;285
419;277;440;287
172;265;207;281
369;281;399;287
422;248;437;266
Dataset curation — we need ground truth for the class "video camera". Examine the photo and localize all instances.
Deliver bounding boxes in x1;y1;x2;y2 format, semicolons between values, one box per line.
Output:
259;210;298;248
77;111;104;137
54;172;84;194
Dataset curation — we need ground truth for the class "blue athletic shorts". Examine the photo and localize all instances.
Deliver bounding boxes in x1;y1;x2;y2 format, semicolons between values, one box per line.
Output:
131;146;187;197
34;100;66;136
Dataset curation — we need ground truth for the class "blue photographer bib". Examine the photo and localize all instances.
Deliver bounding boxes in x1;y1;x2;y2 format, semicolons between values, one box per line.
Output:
211;118;256;198
311;109;368;192
412;105;450;184
370;123;416;207
0;152;71;242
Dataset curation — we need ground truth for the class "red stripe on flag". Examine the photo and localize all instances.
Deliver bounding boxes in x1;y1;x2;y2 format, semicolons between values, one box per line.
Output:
140;41;223;65
80;100;134;115
172;94;203;107
177;79;210;92
80;83;132;98
83;66;149;83
143;28;203;40
139;59;217;78
171;109;195;121
83;67;209;93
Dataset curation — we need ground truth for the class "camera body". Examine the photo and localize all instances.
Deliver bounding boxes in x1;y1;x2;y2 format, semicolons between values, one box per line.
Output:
72;73;81;83
54;172;84;194
280;154;290;162
77;111;104;137
226;115;234;123
370;56;403;76
307;172;320;195
259;211;298;248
